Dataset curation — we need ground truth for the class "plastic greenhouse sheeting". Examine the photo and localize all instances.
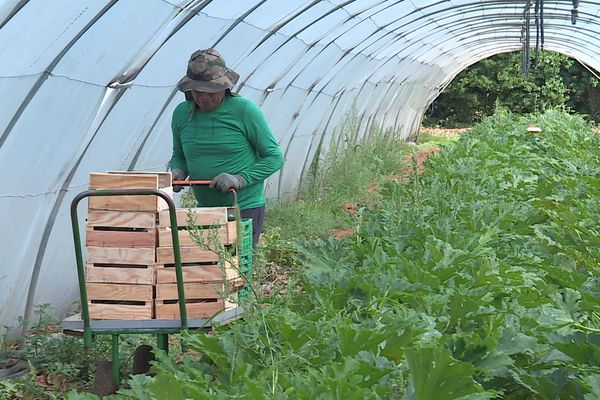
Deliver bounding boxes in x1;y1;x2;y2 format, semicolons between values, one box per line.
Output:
1;0;600;329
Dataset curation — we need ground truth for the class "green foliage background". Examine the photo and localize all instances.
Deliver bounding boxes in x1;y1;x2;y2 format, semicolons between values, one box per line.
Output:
426;50;600;126
90;110;599;399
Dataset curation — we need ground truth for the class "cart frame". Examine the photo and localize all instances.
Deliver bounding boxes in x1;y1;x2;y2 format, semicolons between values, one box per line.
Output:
64;187;244;387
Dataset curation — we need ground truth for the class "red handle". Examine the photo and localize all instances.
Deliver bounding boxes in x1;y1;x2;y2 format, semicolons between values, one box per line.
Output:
172;180;237;205
172;180;212;186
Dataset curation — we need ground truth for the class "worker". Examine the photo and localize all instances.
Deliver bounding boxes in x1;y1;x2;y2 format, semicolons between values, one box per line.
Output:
170;48;284;248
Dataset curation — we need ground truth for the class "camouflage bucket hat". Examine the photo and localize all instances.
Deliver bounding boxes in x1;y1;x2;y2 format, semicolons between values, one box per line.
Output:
177;48;239;93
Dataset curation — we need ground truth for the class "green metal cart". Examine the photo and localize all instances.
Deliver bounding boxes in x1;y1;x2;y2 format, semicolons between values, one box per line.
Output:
61;187;249;389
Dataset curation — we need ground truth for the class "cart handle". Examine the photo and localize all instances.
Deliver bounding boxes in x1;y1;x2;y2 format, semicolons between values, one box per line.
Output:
172;180;212;186
172;180;238;206
71;189;187;347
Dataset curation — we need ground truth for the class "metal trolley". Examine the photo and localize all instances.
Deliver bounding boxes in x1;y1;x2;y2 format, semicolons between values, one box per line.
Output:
61;184;249;388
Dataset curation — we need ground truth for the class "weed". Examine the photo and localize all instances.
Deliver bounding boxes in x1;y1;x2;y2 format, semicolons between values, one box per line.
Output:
0;305;117;398
258;227;300;269
179;190;196;208
267;122;414;244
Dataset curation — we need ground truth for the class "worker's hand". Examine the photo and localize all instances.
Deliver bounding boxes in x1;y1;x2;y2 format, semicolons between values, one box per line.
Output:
171;169;187;193
210;173;245;192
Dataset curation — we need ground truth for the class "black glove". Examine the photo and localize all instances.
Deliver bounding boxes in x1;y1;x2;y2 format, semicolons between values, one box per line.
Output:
210;173;245;193
171;169;187;193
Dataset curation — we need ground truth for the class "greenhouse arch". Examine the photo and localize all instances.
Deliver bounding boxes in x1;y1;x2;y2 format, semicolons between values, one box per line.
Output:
1;0;599;328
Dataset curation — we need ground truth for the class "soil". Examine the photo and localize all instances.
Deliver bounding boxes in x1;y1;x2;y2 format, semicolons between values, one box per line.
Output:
419;127;469;136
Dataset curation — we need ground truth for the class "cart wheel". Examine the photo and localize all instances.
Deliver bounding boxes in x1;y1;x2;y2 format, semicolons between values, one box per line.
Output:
132;344;155;375
92;359;117;397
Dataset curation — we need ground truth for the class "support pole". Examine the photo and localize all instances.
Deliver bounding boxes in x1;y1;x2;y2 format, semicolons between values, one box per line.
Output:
157;333;169;354
111;334;120;388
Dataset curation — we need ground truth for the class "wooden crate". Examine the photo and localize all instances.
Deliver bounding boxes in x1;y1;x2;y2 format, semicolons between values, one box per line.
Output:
157;207;236;247
86;209;157;249
85;210;158;282
88;210;156;229
86;227;157;248
88;172;172;211
155;300;237;320
158;207;229;228
156;245;220;264
87;283;153;320
155;260;240;284
86;264;156;285
157;223;236;247
84;174;172;320
87;246;155;265
155;282;239;319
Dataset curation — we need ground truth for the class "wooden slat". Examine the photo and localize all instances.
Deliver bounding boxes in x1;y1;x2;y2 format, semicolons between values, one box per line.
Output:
154;300;238;320
87;247;155;265
156;173;172;188
86;283;153;301
158;207;228;228
88;172;172;211
156;282;223;300
88;196;158;212
155;264;239;284
89;303;153;320
160;187;174;207
90;173;158;190
87;210;156;229
158;227;229;247
156;280;245;300
156;246;220;264
227;221;237;244
107;171;172;189
86;228;156;248
86;265;155;285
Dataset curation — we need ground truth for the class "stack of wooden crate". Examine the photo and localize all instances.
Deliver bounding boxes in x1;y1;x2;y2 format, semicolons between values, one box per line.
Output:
84;171;244;320
85;172;172;320
154;207;242;319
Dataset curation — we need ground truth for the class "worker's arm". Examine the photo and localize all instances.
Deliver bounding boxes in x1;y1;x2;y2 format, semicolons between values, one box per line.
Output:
237;101;284;185
170;103;189;178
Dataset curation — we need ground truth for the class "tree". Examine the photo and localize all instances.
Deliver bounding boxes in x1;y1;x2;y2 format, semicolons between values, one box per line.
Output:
426;50;600;126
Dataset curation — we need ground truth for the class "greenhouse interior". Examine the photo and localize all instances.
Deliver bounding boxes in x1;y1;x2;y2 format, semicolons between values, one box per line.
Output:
0;0;599;398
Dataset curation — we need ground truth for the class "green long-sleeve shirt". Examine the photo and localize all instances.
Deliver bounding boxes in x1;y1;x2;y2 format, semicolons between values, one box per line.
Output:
170;94;284;209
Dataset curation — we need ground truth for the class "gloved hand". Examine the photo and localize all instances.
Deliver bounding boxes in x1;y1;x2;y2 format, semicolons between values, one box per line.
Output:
210;173;245;193
171;169;187;193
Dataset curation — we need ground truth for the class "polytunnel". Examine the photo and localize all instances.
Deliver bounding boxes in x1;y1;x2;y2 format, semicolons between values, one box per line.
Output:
1;0;598;330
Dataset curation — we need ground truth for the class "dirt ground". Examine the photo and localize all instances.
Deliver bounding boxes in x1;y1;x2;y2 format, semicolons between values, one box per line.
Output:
418;127;469;137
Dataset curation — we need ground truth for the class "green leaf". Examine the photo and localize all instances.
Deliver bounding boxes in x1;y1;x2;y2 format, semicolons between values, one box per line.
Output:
242;375;268;400
475;351;514;373
582;374;600;400
116;374;155;400
65;391;100;400
336;324;388;357
554;288;584;322
185;333;230;370
496;328;546;356
147;373;186;400
405;347;496;400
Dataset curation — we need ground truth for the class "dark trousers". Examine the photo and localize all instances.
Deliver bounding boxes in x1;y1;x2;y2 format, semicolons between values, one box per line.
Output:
240;206;265;249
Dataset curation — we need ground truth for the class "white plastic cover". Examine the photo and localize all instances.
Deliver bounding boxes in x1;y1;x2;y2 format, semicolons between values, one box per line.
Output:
1;0;599;327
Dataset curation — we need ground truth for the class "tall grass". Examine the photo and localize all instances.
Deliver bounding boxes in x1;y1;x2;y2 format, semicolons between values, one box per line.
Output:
264;113;459;241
